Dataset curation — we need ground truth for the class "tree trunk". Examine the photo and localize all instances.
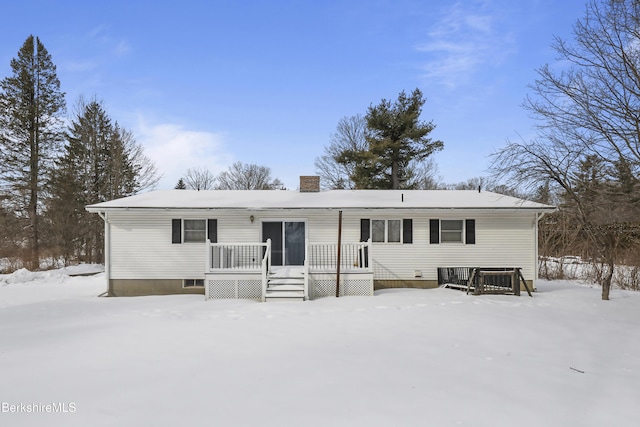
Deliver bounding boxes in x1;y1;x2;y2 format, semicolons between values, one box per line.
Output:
29;112;39;271
391;158;400;189
602;259;614;300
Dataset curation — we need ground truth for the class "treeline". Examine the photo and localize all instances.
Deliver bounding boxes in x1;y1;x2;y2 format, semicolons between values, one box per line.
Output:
313;1;640;299
175;162;283;191
0;36;159;271
0;35;287;272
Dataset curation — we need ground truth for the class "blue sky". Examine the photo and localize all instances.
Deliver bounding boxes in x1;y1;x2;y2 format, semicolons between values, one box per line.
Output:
0;0;586;190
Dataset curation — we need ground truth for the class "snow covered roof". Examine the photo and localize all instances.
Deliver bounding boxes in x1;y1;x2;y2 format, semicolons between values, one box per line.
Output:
86;189;555;212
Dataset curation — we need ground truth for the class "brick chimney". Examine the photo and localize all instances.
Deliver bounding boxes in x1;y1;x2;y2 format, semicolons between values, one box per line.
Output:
299;176;320;192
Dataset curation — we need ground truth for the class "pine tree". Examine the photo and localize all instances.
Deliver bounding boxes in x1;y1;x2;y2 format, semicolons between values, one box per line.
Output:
335;89;443;189
48;98;159;263
0;35;66;269
175;178;187;189
364;89;443;189
47;154;84;264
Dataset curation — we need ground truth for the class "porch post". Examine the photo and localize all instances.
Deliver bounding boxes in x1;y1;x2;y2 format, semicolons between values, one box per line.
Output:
205;239;211;272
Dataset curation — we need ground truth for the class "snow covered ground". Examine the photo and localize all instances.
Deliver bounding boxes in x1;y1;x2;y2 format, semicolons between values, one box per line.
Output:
1;267;638;427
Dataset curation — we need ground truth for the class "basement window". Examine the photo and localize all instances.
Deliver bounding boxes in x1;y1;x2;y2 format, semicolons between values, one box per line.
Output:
183;279;204;288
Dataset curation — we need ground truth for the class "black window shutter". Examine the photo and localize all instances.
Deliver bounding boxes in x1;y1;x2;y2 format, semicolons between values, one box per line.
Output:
429;219;439;244
207;219;217;243
360;219;370;242
172;219;181;244
403;219;413;244
465;219;476;244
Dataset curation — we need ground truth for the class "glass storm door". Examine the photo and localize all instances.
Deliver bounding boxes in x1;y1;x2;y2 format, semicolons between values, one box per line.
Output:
262;221;305;266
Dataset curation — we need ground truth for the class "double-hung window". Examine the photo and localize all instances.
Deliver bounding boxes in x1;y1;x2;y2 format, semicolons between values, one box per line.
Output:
361;219;412;243
172;219;218;243
430;219;475;244
441;220;464;243
184;220;206;243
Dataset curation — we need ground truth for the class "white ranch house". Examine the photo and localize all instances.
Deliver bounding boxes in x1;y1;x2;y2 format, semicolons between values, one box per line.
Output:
86;177;555;301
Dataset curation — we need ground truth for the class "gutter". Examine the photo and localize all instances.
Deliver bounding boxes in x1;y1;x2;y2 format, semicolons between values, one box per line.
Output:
86;206;558;213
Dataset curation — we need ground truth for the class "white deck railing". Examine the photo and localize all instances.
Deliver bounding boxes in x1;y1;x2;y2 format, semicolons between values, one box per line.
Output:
307;239;372;272
205;239;372;273
205;240;270;271
304;241;310;300
205;239;372;301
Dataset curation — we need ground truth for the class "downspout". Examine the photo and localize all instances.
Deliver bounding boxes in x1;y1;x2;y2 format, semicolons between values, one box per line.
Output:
336;210;343;298
97;211;111;296
534;212;547;285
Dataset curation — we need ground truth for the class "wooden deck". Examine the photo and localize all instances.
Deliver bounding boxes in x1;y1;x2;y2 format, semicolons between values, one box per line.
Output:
438;267;532;297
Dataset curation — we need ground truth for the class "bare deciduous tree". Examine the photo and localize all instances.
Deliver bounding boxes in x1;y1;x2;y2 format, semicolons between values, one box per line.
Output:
183;167;217;190
116;126;160;195
216;162;282;190
404;158;442;189
315;115;368;189
491;0;640;300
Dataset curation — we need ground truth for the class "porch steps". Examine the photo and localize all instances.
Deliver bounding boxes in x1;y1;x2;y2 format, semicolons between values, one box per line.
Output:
265;272;305;302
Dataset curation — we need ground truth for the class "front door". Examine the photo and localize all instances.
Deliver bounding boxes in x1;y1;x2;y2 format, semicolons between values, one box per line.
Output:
262;221;306;266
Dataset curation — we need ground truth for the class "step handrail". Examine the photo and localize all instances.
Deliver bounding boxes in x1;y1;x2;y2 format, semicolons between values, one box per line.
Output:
261;239;271;302
304;240;309;300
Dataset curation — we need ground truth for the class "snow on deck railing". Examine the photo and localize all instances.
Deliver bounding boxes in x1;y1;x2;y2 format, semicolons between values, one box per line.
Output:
308;240;372;271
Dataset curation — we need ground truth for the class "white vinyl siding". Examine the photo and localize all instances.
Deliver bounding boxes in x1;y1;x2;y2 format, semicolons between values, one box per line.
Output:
105;209;538;284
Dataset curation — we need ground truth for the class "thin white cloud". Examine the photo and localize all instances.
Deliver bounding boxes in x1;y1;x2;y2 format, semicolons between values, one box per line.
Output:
65;59;100;72
88;24;110;39
135;118;234;189
87;25;131;56
417;1;516;88
113;39;132;56
62;26;132;74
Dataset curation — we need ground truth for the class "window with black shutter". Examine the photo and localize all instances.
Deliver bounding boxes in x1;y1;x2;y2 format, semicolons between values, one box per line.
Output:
403;219;413;244
171;219;217;243
361;218;412;243
172;219;181;244
360;219;370;242
465;219;475;244
429;219;439;244
430;219;476;244
207;219;218;243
